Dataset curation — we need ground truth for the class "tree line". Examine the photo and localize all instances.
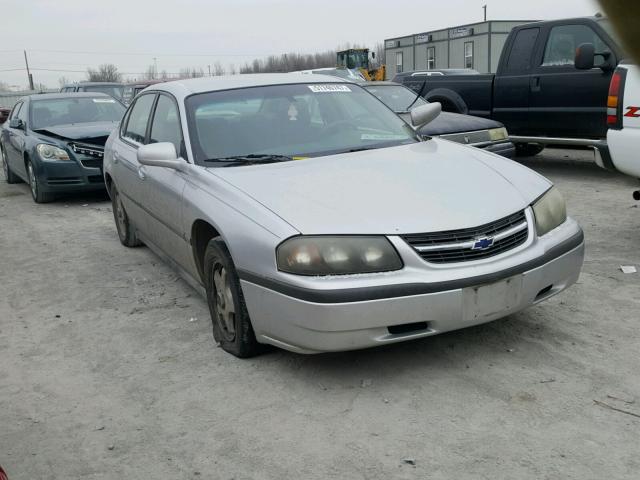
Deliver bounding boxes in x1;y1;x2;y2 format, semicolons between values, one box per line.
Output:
80;43;385;82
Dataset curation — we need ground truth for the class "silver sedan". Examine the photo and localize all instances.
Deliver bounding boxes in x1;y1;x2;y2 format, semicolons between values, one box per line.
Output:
104;74;584;357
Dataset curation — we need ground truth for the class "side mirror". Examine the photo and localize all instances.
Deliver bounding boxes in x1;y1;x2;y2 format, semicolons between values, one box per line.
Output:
9;118;24;129
137;142;186;171
411;102;441;128
575;43;595;70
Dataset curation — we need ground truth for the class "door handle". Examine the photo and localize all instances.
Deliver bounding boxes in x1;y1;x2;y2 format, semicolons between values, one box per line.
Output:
113;150;119;163
531;76;541;92
138;166;147;180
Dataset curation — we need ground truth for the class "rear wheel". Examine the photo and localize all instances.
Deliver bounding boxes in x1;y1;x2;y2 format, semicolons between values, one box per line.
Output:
515;143;545;157
204;237;261;358
1;144;20;184
111;184;142;247
26;160;54;203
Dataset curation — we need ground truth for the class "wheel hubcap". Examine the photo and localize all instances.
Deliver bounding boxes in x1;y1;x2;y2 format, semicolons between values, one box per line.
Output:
212;265;236;341
28;163;37;197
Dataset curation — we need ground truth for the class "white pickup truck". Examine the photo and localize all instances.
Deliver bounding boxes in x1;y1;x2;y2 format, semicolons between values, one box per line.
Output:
602;62;640;200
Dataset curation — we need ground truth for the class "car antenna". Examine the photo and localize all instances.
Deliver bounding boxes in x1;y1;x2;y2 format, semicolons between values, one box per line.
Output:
405;78;428;111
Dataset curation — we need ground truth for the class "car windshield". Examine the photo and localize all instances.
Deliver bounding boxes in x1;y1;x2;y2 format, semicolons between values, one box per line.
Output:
30;97;126;130
311;69;366;82
82;85;124;99
185;83;420;164
365;85;427;113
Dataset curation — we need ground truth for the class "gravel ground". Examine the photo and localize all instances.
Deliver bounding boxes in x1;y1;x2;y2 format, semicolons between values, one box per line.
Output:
1;149;639;480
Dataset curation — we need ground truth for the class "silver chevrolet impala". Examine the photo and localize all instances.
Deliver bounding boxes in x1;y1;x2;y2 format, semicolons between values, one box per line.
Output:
104;74;584;357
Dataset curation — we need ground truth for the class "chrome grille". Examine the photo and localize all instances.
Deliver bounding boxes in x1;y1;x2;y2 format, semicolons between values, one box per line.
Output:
70;142;104;158
402;210;529;264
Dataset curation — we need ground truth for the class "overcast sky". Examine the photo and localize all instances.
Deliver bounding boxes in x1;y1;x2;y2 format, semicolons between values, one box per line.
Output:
1;0;599;89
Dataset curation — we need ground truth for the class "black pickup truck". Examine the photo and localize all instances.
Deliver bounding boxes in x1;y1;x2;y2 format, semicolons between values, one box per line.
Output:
393;17;625;160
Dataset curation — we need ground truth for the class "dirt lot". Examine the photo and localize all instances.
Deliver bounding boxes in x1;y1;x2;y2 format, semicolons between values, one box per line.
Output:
0;149;639;480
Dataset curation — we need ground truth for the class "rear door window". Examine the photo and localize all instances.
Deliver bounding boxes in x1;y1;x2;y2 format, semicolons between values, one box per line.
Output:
503;28;540;74
123;94;156;144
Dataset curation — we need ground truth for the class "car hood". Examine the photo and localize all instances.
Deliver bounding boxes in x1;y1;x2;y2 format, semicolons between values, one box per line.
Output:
211;140;551;235
32;121;118;144
397;111;503;136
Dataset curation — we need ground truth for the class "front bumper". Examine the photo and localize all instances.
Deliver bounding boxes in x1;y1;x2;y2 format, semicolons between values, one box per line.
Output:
35;158;105;193
481;140;515;158
240;217;584;354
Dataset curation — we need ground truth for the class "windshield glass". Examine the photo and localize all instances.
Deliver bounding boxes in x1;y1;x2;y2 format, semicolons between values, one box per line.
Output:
365;85;427;113
82;85;124;99
312;69;366;82
30;97;126;129
185;83;419;164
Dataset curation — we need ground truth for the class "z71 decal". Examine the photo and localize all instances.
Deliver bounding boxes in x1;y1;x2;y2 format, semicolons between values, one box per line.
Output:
624;106;640;118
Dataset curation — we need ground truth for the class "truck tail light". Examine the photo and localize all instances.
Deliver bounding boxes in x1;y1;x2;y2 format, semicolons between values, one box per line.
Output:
607;68;627;130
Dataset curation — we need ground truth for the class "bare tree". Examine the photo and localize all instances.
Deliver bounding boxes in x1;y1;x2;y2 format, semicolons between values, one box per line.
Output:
228;63;237;75
0;81;11;92
213;61;225;76
144;65;156;80
86;64;122;82
239;49;338;74
160;70;169;80
178;67;205;79
58;76;71;88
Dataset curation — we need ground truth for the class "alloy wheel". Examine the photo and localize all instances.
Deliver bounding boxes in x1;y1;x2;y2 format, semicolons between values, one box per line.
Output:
27;162;37;198
212;264;236;342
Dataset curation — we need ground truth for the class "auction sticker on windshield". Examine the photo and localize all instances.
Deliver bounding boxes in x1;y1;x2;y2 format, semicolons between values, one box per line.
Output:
308;85;352;93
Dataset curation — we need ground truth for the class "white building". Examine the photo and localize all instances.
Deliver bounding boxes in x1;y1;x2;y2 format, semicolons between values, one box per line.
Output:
385;20;538;77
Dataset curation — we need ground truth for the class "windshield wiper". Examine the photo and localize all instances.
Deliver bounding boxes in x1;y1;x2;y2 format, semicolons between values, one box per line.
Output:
204;154;293;167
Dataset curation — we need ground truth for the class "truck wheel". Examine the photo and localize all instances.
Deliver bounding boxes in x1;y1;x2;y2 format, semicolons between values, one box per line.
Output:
204;237;261;358
1;144;20;184
515;143;545;157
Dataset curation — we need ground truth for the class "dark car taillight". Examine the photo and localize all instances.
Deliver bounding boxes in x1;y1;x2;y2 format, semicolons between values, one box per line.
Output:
607;68;627;130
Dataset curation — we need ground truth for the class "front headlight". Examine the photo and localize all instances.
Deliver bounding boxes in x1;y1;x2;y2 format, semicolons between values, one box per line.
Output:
532;186;567;236
36;144;70;161
488;127;508;141
276;236;403;276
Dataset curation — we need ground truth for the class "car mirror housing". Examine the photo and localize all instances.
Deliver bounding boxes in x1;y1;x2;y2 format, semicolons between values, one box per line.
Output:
137;142;186;171
411;102;441;129
575;43;596;70
9;118;24;129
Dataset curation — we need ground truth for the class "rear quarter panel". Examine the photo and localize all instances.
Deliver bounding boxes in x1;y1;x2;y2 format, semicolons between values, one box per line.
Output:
402;75;495;118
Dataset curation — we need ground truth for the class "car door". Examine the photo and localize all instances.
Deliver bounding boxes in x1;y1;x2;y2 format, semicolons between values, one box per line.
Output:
139;93;191;270
528;22;616;138
493;27;540;135
5;101;29;179
112;93;157;234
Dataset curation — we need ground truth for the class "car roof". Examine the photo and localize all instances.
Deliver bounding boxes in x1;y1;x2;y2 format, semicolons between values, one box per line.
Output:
26;92;111;101
362;81;403;87
147;73;350;98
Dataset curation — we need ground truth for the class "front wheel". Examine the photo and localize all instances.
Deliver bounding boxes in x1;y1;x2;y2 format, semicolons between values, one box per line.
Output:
26;159;54;203
515;143;545;157
204;237;261;358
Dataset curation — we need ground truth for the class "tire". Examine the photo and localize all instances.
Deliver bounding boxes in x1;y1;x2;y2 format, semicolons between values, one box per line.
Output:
515;143;545;157
1;144;20;184
26;159;54;203
204;237;261;358
110;184;142;247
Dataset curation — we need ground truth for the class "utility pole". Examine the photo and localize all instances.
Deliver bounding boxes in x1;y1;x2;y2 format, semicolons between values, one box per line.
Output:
208;64;211;76
24;50;34;90
483;4;487;22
